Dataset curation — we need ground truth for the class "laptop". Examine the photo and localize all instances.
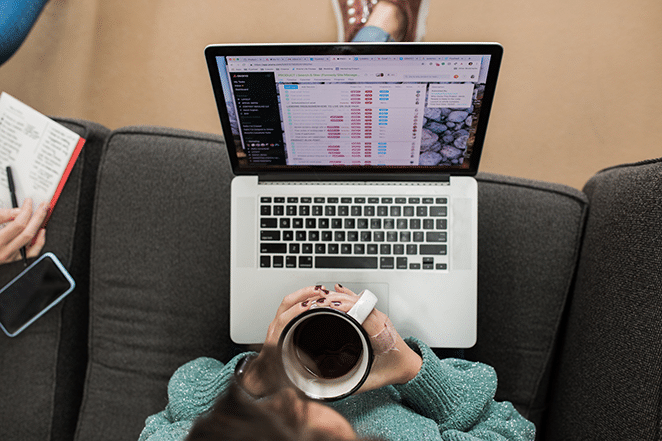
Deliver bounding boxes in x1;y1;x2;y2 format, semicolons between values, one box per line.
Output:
205;43;502;347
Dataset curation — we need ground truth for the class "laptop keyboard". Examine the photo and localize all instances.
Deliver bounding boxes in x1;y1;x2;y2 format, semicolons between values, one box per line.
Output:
259;195;449;270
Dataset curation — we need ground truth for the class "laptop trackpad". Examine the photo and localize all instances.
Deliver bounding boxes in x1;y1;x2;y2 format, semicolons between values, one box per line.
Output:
318;282;389;316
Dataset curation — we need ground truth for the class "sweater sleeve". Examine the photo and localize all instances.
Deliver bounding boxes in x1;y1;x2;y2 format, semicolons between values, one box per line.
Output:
138;353;255;441
394;338;535;440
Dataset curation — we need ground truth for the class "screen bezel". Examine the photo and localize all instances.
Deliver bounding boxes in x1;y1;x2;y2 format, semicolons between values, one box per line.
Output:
205;42;503;181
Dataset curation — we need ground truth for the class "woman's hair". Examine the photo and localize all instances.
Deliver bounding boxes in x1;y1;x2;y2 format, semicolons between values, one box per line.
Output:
185;347;381;441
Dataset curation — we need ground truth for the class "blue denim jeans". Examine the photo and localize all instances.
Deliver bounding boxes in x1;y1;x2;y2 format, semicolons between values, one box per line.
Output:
352;26;395;42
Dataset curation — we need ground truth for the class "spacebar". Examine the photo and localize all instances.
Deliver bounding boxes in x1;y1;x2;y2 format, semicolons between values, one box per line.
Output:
315;256;378;269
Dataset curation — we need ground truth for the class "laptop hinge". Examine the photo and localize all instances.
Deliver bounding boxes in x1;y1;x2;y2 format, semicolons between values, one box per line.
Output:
256;173;453;184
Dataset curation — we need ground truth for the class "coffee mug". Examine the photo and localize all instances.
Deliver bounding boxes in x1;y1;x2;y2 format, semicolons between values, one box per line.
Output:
279;289;378;401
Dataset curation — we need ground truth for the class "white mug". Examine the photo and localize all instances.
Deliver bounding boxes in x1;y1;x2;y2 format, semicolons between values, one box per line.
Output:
279;290;378;401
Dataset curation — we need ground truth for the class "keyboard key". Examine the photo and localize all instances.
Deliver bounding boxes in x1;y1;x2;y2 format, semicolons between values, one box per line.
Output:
261;206;271;215
364;206;375;216
413;231;424;242
370;219;382;229
390;206;401;216
301;197;311;203
261;243;286;253
328;244;339;254
393;244;404;255
286;256;297;268
430;206;448;217
273;256;284;268
426;232;447;242
260;256;270;268
338;206;349;216
302;244;313;254
357;219;368;229
286;206;297;216
260;231;280;241
334;231;346;241
341;244;352;254
283;231;293;241
380;257;394;269
420;245;447;255
261;218;277;228
299;256;313;268
312;205;323;216
351;206;362;216
296;231;306;241
380;244;391;254
289;243;299;254
354;244;365;254
279;218;290;228
367;244;378;254
416;206;428;217
319;218;329;228
406;244;417;255
315;244;326;254
397;257;408;269
273;205;284;216
436;197;448;204
316;256;378;269
325;206;336;216
403;206;414;216
287;197;298;203
261;197;272;203
436;219;448;230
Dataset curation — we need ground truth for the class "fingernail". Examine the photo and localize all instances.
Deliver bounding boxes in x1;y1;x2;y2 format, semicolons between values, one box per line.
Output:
314;285;322;290
302;301;309;307
332;301;342;307
317;298;325;303
337;284;343;288
322;289;330;295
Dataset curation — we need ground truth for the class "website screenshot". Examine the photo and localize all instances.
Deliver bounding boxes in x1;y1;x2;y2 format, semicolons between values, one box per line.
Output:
220;54;489;168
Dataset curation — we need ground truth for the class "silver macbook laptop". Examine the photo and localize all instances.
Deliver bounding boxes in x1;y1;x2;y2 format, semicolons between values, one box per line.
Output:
205;43;502;347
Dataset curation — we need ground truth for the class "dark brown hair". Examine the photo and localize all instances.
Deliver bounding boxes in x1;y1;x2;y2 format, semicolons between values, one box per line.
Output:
185;347;382;441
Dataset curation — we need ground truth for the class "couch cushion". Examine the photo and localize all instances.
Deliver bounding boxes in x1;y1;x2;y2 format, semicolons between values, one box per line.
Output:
544;158;662;441
466;173;588;433
0;118;108;441
75;127;234;441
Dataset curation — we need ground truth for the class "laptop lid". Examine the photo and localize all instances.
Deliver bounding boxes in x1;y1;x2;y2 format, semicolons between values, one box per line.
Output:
205;43;502;181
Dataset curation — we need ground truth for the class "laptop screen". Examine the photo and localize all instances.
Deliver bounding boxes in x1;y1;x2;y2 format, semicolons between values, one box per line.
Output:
205;43;502;178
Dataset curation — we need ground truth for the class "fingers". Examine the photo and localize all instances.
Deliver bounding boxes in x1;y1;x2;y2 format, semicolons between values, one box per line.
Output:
0;208;21;224
26;228;46;258
0;200;48;263
276;285;328;317
334;284;357;296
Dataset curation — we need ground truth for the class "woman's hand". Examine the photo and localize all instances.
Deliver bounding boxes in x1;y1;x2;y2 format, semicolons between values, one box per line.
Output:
0;199;48;264
327;284;422;393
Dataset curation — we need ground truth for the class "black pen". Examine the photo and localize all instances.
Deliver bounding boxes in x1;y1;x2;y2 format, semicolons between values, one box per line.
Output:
5;166;29;266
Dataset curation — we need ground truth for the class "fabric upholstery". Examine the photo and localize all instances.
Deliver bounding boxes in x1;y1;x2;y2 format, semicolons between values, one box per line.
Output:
467;172;588;434
0;118;108;441
544;158;662;441
75;127;235;441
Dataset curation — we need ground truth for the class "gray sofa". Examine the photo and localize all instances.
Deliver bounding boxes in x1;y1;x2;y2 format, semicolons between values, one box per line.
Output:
0;119;660;441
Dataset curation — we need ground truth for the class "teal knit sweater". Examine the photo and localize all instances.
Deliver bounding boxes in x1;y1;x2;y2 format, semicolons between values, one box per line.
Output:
139;338;535;441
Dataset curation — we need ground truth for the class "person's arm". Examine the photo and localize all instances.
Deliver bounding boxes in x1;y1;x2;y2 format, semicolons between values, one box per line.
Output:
0;200;47;264
138;354;253;441
394;338;536;441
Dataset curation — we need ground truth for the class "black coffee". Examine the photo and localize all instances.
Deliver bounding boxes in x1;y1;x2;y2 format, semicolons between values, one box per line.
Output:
293;314;363;379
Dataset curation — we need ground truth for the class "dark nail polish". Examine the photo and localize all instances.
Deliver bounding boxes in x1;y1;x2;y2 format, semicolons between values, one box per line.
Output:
302;301;309;307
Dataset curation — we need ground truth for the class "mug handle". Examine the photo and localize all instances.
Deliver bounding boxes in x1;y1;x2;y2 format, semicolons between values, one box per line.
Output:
347;289;378;324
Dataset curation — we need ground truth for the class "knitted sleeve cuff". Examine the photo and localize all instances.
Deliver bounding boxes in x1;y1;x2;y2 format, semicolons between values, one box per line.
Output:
165;352;256;422
394;338;498;432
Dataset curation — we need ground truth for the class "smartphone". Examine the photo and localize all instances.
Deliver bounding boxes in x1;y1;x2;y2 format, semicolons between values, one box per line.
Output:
0;252;75;337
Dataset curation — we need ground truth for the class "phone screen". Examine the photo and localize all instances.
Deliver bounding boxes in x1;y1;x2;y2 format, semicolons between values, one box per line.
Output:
0;253;75;337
